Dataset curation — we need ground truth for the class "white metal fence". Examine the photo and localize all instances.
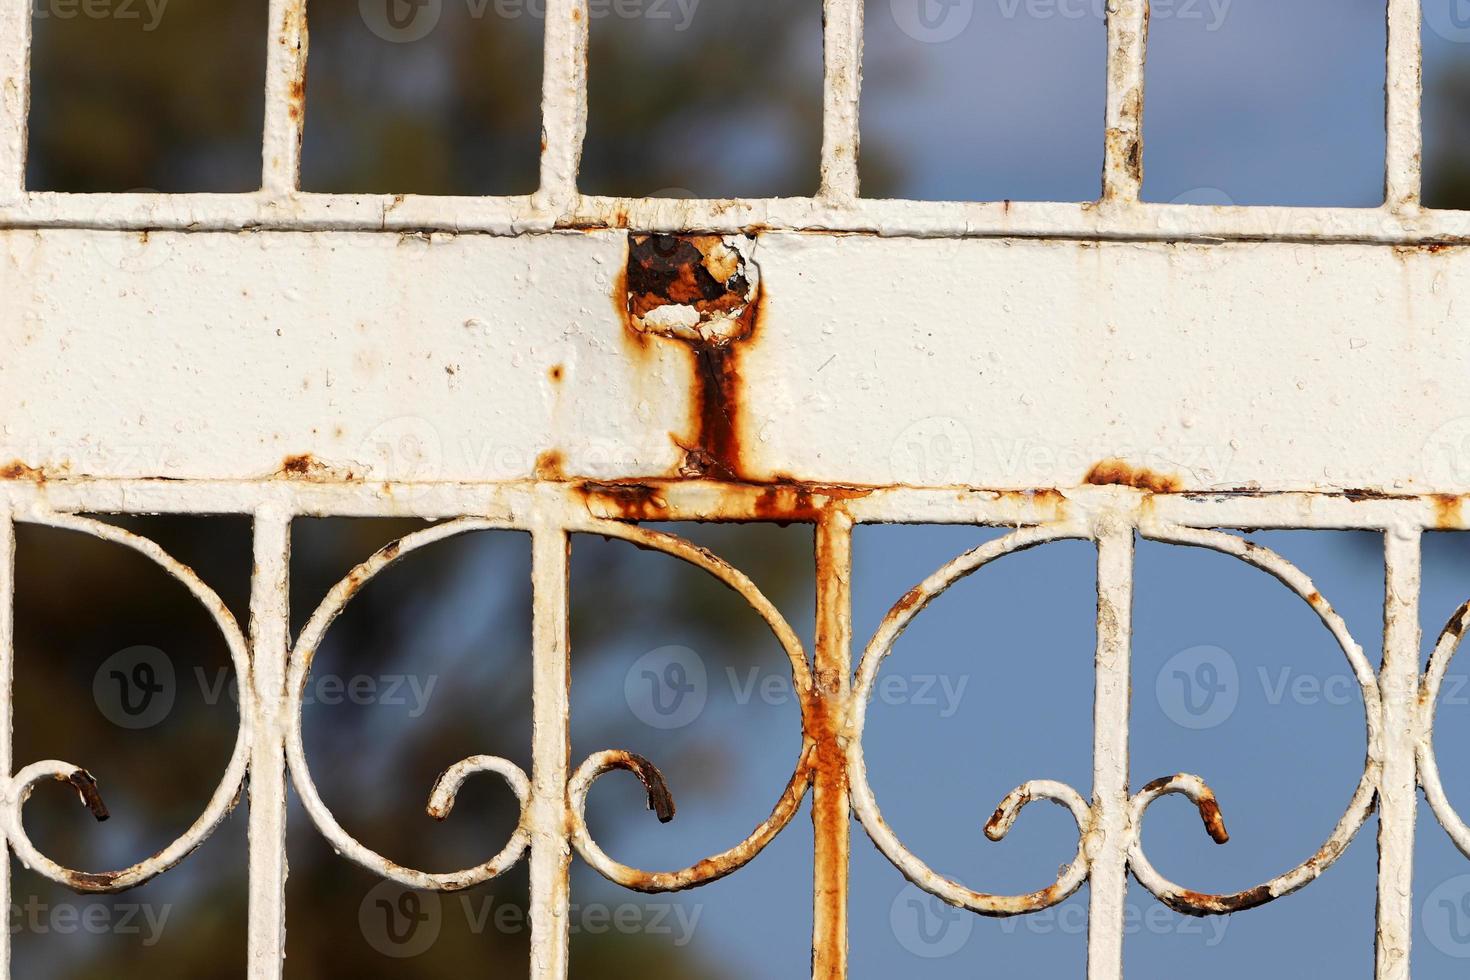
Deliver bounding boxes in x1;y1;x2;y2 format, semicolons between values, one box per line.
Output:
3;0;1470;977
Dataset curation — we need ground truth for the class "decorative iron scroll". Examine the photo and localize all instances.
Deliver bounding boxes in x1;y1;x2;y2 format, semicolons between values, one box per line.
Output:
0;488;1465;980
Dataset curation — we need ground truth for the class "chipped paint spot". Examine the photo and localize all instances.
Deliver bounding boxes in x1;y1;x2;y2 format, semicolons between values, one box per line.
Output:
619;233;762;480
276;454;353;481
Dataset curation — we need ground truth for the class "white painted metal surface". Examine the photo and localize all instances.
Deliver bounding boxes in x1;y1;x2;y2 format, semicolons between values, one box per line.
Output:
1;0;1468;978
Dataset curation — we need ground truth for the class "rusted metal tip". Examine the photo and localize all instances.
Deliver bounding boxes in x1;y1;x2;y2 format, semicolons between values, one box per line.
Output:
618;753;676;824
982;805;1009;842
1197;797;1230;845
63;770;110;822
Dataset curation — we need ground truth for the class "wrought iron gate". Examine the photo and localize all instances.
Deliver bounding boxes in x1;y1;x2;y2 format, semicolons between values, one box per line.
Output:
2;0;1468;977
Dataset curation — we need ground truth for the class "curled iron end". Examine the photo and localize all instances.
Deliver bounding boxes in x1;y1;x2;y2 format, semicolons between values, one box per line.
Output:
426;767;457;822
616;753;676;824
63;770;110;822
1197;795;1230;845
984;788;1031;842
1140;774;1230;845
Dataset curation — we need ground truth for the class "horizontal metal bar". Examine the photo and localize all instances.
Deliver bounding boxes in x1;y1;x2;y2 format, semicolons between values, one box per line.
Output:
1;479;1465;531
2;194;1467;245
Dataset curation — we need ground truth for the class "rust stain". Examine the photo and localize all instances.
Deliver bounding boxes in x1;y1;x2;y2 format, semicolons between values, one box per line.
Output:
1338;488;1414;502
548;363;565;383
287;78;305;121
572;477;871;525
276;453;353;481
0;460;45;482
1393;242;1466;258
619;233;761;481
574;481;668;521
535;450;566;482
1084;459;1182;494
1172;883;1273;917
1433;494;1462;529
892;585;926;617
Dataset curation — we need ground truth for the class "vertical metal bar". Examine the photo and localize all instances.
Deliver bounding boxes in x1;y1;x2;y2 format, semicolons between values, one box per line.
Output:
0;0;32;203
1102;0;1148;203
1384;0;1423;210
0;510;13;978
818;0;863;204
1088;518;1133;980
537;0;589;214
1376;526;1420;980
529;512;571;978
811;508;852;978
247;505;292;980
262;0;309;195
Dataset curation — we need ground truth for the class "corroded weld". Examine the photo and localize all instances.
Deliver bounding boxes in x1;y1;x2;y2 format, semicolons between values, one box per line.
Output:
625;234;758;344
62;769;110;822
1085;459;1182;494
619;233;762;481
